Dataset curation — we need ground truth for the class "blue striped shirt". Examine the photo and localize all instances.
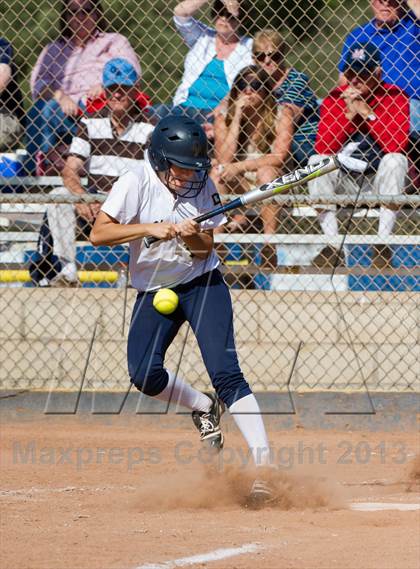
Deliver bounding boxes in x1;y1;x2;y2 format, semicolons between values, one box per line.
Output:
273;68;319;143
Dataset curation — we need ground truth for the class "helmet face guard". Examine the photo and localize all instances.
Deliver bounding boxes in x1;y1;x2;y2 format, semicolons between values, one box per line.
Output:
148;115;211;197
164;169;209;198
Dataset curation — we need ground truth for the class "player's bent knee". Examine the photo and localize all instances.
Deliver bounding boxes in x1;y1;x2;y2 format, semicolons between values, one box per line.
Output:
130;368;169;397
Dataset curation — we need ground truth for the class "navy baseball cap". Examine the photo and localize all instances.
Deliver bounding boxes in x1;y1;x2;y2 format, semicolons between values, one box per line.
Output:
103;58;139;88
343;43;381;74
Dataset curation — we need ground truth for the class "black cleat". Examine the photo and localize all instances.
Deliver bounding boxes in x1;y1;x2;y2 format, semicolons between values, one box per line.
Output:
245;479;277;510
192;393;225;451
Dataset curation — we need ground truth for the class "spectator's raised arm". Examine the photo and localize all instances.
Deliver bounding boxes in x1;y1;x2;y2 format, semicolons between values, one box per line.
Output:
150;0;251;126
173;1;214;48
0;63;11;94
174;0;209;18
270;104;300;164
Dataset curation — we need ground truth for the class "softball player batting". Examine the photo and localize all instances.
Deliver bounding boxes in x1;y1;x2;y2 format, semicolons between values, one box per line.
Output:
91;115;273;508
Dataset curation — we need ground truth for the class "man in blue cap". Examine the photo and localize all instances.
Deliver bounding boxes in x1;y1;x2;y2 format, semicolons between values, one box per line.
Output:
31;58;154;286
103;57;139;90
307;42;410;269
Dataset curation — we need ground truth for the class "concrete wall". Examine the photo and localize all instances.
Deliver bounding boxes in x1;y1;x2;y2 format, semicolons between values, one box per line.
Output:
0;288;418;392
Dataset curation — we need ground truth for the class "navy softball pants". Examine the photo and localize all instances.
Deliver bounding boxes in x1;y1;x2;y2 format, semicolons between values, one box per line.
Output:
127;269;252;408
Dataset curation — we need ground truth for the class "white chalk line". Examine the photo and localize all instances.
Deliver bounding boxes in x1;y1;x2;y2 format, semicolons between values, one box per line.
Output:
0;484;137;497
351;502;420;512
133;505;418;569
135;543;260;569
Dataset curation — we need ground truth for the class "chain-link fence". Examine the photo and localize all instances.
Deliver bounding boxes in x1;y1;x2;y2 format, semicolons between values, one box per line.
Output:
0;0;419;393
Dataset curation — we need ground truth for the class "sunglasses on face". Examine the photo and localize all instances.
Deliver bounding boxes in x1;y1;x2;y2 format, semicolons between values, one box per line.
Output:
237;78;264;91
254;50;283;64
106;86;132;97
215;7;239;21
375;0;400;6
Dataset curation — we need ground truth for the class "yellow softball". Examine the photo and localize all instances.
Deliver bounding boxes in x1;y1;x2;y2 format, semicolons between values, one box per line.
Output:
152;288;179;315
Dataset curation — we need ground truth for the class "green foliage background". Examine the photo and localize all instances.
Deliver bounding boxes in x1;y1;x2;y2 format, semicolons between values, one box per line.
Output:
0;0;370;107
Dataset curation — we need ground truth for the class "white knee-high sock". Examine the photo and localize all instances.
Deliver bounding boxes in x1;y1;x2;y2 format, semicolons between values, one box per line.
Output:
154;370;212;412
229;394;271;467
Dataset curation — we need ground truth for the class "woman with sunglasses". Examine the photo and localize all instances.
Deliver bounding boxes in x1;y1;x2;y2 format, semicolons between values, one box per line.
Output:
216;29;319;243
213;65;277;187
27;0;141;174
212;65;279;241
152;0;253;126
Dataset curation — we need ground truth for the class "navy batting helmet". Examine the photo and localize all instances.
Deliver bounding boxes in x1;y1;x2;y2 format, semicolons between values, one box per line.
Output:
148;115;211;197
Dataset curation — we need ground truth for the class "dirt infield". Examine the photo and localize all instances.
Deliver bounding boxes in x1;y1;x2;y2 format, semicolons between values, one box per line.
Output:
1;415;419;569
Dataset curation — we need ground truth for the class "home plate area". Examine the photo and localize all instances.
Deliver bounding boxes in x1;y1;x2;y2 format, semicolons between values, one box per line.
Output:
1;419;419;569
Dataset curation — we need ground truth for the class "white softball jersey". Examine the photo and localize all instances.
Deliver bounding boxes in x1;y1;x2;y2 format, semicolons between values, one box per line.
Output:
101;153;226;292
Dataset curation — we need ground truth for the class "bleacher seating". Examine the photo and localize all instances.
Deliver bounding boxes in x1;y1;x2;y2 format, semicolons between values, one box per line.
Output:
1;175;419;291
0;175;125;287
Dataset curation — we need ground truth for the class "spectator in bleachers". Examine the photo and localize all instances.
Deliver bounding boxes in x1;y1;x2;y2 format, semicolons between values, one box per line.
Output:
253;29;319;171
212;65;280;268
213;26;320;265
212;65;276;215
152;0;253;126
308;42;410;268
338;0;419;136
240;28;319;240
26;0;141;176
29;58;153;287
215;28;319;239
0;38;24;151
